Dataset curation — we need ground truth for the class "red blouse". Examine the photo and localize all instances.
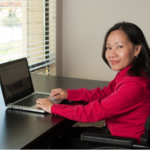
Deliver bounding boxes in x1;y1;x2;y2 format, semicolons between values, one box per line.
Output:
51;65;150;143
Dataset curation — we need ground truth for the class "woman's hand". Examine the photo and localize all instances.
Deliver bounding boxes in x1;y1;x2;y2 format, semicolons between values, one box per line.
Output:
36;98;54;113
49;88;68;100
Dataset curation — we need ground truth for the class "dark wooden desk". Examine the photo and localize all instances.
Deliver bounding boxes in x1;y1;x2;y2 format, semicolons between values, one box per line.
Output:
0;74;109;149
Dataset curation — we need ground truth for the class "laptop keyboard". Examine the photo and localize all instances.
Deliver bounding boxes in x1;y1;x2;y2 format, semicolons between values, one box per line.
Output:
14;93;49;107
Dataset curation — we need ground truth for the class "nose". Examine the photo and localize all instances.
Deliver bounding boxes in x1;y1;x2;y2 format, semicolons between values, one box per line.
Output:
109;49;117;58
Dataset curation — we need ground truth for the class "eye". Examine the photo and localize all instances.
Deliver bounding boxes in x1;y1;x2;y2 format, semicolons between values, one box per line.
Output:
106;47;111;50
118;45;123;48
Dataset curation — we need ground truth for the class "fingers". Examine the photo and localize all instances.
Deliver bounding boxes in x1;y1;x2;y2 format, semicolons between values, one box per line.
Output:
36;98;54;113
49;88;62;98
49;89;60;98
49;88;67;100
52;95;61;100
36;99;43;109
36;103;42;109
36;98;41;104
36;98;48;104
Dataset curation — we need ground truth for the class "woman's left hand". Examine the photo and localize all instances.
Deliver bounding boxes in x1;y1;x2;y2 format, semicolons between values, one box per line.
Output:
36;98;54;113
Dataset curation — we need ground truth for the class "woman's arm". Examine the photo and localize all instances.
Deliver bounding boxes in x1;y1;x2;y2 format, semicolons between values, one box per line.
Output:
51;79;146;122
66;78;116;102
36;77;116;112
48;77;116;102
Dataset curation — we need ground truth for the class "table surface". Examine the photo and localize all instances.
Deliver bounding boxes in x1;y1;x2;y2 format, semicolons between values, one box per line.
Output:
0;74;109;149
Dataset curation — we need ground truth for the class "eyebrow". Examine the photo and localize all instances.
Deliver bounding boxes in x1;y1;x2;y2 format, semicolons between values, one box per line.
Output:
106;41;124;45
115;41;124;44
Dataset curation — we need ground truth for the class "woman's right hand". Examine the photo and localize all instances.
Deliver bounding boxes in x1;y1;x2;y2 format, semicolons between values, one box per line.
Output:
49;88;68;100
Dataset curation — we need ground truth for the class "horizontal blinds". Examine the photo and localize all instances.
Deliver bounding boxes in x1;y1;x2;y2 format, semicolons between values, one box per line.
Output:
0;0;56;75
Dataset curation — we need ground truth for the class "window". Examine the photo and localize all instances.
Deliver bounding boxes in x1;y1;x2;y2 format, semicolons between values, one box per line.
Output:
0;0;56;75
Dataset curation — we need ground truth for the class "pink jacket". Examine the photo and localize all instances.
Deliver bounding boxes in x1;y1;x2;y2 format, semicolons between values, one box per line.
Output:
51;65;150;143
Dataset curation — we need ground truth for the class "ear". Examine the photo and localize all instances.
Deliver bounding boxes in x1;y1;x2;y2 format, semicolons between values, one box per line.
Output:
134;44;142;56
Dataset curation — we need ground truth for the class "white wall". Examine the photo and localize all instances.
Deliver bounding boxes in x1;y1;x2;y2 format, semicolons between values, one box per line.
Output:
61;0;150;81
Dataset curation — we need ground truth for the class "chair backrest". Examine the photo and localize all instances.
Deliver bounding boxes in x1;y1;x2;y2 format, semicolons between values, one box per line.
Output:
141;115;150;145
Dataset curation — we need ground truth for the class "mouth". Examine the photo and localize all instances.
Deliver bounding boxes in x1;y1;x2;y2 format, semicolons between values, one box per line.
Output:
110;61;120;65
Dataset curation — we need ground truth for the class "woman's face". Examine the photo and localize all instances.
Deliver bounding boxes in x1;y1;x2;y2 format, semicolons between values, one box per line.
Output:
105;30;141;71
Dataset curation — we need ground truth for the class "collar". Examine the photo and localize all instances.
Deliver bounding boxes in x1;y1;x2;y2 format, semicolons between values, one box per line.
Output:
115;65;132;84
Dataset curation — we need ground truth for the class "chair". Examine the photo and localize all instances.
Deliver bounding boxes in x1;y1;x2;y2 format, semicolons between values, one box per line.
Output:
81;116;150;149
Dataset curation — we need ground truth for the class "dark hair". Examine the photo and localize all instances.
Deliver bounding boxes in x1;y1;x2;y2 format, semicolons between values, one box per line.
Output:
102;22;150;77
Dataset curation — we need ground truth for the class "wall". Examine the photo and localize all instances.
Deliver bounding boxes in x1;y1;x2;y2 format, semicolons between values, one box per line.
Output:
61;0;150;81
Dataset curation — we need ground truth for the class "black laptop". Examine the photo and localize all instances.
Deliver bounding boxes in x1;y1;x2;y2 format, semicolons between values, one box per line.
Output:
0;58;60;113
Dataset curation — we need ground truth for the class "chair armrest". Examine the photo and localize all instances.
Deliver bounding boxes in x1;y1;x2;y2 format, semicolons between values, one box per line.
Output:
81;132;136;147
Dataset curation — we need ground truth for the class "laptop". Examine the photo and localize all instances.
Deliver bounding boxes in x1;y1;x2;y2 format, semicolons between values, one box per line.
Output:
0;58;61;113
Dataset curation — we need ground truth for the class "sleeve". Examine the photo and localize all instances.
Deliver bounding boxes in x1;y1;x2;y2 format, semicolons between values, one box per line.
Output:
66;78;116;102
51;81;146;122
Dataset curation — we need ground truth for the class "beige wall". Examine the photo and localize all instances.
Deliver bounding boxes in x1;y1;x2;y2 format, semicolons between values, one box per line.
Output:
60;0;150;81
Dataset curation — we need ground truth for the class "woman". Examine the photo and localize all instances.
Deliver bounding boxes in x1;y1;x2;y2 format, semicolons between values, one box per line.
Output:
36;22;150;149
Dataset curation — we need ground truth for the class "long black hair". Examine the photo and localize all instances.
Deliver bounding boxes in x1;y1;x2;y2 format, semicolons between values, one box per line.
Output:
102;22;150;77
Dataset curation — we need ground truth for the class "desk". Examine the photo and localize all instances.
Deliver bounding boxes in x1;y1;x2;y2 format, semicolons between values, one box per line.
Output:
0;74;109;149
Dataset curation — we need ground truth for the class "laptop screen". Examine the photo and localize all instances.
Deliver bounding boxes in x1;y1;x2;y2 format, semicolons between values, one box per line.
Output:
0;58;34;105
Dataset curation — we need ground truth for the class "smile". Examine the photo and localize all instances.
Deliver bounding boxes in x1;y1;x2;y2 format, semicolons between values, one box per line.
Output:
110;61;120;65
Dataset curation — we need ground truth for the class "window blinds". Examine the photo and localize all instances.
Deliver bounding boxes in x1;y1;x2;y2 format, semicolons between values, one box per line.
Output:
0;0;56;75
